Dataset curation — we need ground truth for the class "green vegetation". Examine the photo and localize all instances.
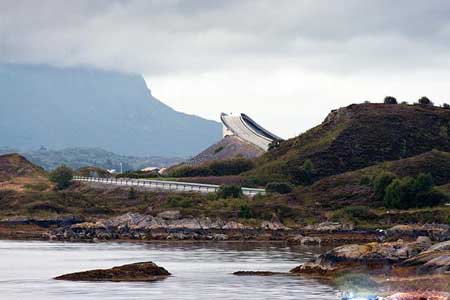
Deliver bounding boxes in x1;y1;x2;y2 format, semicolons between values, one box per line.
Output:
384;173;448;209
116;170;159;179
384;96;398;104
238;204;253;219
168;158;255;177
372;172;396;200
418;96;433;106
217;184;243;199
245;103;450;186
49;165;73;190
265;182;293;194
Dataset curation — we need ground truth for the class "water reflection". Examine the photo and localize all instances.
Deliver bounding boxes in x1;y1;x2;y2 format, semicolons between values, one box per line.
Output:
0;240;339;300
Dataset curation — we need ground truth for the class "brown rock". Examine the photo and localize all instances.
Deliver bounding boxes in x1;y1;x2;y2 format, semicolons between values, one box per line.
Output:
54;262;170;282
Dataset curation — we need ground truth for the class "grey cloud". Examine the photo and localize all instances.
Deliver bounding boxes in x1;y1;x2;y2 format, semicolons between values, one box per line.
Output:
1;0;450;76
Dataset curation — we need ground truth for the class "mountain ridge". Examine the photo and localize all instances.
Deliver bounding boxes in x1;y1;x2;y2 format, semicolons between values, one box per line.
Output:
0;64;222;157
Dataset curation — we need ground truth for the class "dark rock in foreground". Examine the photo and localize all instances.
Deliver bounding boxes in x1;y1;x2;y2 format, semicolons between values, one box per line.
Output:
233;271;283;276
55;262;170;282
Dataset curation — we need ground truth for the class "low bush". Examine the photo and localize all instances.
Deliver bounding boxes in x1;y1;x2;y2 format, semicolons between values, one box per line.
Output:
116;170;159;179
418;96;433;106
238;204;253;219
217;184;243;199
384;96;398;104
168;158;255;178
266;182;293;194
49;165;73;190
166;195;196;208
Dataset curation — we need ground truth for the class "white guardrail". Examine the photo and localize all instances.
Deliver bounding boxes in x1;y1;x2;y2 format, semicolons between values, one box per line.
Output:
73;176;266;197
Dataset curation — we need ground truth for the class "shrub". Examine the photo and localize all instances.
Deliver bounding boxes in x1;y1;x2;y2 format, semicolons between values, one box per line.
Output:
288;159;315;185
418;96;433;106
117;170;159;179
266;182;294;194
217;184;243;199
128;187;137;200
49;165;73;190
238;204;253;219
384;173;448;209
268;140;281;151
372;172;396;200
384;96;398;104
168;158;255;178
344;206;372;219
166;195;195;208
359;176;371;186
209;158;255;176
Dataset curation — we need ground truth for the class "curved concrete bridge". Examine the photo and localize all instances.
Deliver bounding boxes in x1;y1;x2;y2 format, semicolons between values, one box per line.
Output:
221;113;282;151
73;176;266;197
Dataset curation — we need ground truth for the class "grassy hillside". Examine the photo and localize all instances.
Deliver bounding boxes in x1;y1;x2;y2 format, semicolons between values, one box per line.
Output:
289;150;450;209
0;154;51;192
246;103;450;184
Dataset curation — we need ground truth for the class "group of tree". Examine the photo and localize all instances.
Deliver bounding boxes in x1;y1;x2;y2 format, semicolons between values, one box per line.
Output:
371;172;448;209
383;96;450;108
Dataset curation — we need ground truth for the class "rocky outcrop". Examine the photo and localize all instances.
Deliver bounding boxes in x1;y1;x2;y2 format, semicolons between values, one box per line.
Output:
304;222;354;232
291;237;432;276
54;262;170;282
287;235;322;246
387;224;450;242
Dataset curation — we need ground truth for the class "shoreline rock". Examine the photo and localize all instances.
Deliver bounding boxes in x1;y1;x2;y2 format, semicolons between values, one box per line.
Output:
54;262;170;282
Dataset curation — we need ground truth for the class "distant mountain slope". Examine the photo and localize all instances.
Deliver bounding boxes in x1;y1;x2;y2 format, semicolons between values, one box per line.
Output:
0;64;221;157
21;147;183;171
246;103;450;184
186;136;264;166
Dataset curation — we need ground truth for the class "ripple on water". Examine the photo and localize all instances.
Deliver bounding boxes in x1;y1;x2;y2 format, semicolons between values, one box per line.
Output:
0;240;339;300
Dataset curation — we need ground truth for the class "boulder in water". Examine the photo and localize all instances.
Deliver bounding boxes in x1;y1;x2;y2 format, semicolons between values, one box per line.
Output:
54;262;170;282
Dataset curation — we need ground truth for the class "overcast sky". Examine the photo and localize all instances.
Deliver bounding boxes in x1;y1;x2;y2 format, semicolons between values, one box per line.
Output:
2;1;450;138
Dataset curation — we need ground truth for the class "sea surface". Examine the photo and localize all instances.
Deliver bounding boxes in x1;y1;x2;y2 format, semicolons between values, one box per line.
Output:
0;240;339;300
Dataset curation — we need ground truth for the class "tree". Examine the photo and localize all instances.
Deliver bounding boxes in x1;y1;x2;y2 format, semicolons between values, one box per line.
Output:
49;165;73;190
372;172;396;200
217;184;243;199
418;96;433;106
384;96;398;104
442;103;450;109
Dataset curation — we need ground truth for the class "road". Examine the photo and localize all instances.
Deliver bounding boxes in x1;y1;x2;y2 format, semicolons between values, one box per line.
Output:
73;176;266;197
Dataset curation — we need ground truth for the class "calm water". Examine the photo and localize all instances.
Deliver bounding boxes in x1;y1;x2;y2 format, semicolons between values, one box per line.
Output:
0;240;339;300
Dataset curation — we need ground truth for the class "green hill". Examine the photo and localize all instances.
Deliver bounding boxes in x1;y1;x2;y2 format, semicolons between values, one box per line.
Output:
246;103;450;184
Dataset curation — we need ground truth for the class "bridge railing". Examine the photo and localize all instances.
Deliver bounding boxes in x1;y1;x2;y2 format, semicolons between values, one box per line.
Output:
73;176;266;197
